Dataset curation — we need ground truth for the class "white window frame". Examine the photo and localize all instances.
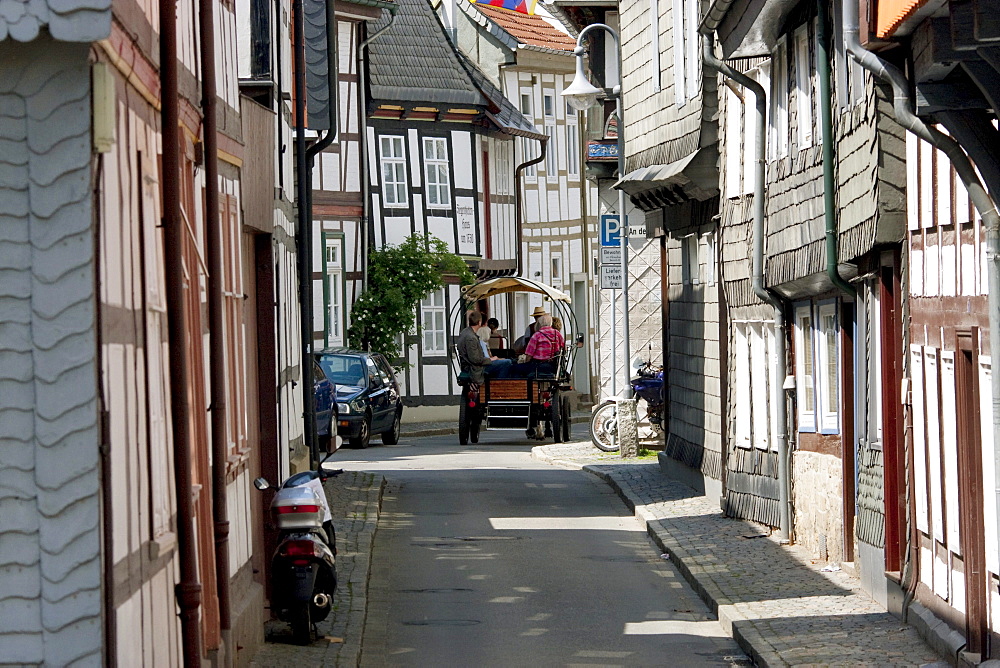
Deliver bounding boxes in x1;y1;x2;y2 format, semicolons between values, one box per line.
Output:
325;238;344;346
699;232;716;286
684;0;700;100
380;135;408;207
724;81;742;198
682;234;698;285
817;300;839;433
733;322;752;449
650;0;661;93
794;25;813;149
420;288;447;355
544;124;558;179
520;137;537;180
520;92;532;116
794;302;817;431
423;136;451;209
749;322;771;450
770;39;789;160
671;0;686;106
551;253;563;289
543;92;555;119
565;112;579;177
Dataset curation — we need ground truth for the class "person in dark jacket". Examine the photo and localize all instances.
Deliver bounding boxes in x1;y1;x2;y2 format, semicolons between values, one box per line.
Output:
457;311;495;384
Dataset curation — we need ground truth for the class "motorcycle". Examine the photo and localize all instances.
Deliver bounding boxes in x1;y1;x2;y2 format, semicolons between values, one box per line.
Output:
590;357;664;452
253;451;342;644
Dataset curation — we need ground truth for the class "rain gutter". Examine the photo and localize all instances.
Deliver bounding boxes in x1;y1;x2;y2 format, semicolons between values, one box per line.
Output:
161;0;203;659
199;0;232;657
816;0;855;298
701;32;792;541
843;0;1000;608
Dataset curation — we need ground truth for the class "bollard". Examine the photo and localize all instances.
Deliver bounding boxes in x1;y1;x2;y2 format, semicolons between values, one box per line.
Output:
617;397;639;458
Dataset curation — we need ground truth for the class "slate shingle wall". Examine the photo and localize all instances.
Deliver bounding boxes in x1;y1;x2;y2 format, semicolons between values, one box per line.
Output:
0;0;110;42
0;38;102;666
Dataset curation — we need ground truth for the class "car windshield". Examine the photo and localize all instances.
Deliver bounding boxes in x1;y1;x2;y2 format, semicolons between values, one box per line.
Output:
318;354;367;387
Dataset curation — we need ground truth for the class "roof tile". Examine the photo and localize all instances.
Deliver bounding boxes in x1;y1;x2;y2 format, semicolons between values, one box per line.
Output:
471;3;577;51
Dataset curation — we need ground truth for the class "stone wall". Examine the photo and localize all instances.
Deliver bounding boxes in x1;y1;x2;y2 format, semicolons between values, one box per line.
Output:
792;451;845;563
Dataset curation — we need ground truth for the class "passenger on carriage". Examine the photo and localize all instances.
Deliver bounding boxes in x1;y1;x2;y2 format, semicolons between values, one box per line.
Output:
500;314;565;378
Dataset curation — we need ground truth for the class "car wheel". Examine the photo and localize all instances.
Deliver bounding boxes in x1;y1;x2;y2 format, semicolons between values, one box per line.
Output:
350;413;371;449
381;410;402;445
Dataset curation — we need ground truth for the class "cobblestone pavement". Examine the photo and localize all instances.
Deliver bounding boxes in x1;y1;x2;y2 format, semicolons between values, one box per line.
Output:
533;441;949;668
250;470;385;668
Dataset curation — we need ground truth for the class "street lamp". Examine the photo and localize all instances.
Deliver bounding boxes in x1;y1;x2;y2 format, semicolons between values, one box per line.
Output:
562;24;638;456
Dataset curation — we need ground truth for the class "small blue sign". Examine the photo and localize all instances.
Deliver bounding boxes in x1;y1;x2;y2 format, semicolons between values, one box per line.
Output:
600;214;627;247
587;142;619;159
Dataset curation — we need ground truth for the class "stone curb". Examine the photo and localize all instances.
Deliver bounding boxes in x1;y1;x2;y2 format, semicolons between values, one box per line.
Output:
532;446;788;668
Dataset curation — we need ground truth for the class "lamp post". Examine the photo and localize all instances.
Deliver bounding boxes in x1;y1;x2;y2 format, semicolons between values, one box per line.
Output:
562;24;638;457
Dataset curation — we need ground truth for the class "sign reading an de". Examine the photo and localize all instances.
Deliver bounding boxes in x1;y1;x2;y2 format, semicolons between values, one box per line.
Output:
600;214;627;247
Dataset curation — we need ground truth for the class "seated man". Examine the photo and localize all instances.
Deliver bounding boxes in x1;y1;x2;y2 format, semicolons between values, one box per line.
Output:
501;314;565;378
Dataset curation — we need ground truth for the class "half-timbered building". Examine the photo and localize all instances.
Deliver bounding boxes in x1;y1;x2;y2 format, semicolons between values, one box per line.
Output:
445;0;600;400
869;0;1000;657
364;0;539;408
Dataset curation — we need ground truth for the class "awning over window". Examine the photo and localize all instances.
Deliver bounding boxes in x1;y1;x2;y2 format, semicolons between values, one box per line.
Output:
612;145;719;212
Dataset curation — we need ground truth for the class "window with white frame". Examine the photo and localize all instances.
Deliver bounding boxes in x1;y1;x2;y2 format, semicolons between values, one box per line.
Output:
423;137;451;208
699;232;716;285
733;323;753;448
770;39;789;159
325;238;344;346
544;125;558;177
543;92;555;118
794;25;813;149
420;288;447;354
565;113;579;177
744;65;766;193
520;93;532;116
817;301;839;432
650;0;661;92
685;0;699;99
380;135;408;207
724;81;742;198
682;234;698;284
671;0;686;105
551;254;563;289
734;321;775;450
794;303;817;431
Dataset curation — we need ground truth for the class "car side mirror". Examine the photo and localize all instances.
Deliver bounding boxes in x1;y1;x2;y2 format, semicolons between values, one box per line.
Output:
253;477;271;491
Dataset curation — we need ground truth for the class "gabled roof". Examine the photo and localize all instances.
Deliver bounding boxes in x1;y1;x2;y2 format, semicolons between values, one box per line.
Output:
460;57;545;139
467;2;577;52
367;0;487;106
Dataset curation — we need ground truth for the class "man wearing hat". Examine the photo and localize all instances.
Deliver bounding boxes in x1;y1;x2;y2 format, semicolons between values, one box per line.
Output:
523;305;548;342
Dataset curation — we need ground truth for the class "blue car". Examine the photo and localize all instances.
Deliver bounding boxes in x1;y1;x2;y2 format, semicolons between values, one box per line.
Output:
313;360;338;451
316;349;403;448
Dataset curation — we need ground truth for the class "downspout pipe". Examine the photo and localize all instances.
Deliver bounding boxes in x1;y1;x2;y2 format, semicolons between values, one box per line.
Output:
161;0;203;660
199;0;232;657
843;0;1000;598
816;0;855;299
514;136;548;277
360;3;398;50
294;0;318;469
702;33;792;541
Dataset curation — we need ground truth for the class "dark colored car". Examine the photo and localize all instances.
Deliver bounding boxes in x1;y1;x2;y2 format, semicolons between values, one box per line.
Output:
313;360;337;451
315;348;403;448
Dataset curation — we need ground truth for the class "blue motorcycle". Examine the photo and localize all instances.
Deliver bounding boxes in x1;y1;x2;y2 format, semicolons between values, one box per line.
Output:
590;358;664;452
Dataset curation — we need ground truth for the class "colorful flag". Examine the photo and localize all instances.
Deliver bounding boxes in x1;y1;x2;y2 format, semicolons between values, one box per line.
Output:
472;0;539;15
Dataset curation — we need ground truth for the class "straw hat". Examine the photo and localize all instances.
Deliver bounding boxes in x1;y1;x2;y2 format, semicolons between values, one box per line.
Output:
530;306;548;318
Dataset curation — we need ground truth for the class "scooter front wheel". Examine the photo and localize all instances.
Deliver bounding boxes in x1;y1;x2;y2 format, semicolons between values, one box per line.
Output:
590;400;619;452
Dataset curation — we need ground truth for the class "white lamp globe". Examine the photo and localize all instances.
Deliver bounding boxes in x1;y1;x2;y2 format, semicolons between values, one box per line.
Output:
562;48;603;111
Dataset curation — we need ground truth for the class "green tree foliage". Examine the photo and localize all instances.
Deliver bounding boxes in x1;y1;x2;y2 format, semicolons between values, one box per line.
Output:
348;234;474;363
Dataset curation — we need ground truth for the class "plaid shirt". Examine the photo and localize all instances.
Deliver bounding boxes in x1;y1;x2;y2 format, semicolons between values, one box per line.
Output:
524;326;564;361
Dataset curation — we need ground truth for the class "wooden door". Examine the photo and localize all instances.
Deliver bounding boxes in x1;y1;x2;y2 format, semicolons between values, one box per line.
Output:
955;329;987;655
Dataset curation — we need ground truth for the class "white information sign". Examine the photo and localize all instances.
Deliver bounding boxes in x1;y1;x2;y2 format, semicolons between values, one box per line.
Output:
601;247;622;265
600;264;623;289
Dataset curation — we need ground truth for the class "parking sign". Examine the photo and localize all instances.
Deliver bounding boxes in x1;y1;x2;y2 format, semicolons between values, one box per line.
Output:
600;214;627;247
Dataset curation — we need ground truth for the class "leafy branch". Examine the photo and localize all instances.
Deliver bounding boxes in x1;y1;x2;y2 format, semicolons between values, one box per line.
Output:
348;234;474;364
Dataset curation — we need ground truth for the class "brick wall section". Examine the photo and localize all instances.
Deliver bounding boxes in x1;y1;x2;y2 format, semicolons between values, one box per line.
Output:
0;38;102;666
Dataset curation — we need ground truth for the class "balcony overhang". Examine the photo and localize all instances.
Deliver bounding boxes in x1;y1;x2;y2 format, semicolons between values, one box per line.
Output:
612;145;719;212
700;0;798;58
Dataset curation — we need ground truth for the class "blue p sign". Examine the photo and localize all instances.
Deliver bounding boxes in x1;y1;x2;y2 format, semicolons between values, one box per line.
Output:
600;214;626;247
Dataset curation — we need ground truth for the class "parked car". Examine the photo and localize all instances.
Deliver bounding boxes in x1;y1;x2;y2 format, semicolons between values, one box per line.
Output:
313;360;337;451
315;348;403;448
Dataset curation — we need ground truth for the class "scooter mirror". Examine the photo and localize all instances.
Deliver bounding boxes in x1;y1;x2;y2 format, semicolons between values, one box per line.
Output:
631;357;645;371
253;477;270;491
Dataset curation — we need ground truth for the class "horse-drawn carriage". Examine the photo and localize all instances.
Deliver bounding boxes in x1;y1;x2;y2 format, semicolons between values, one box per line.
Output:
450;277;578;445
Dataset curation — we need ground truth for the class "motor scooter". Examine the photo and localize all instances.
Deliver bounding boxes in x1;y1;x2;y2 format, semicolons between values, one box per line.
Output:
253;445;342;644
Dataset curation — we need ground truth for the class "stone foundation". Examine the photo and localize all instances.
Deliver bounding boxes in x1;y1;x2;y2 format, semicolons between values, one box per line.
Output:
792;451;844;562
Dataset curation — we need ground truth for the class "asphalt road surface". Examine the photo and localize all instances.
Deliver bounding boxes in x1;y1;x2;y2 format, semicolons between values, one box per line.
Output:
331;425;749;668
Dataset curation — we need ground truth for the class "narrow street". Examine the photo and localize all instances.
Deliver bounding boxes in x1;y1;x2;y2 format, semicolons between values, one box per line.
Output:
334;428;748;667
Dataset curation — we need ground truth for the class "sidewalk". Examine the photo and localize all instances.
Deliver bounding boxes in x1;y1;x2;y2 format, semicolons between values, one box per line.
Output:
533;441;949;668
250;470;385;668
